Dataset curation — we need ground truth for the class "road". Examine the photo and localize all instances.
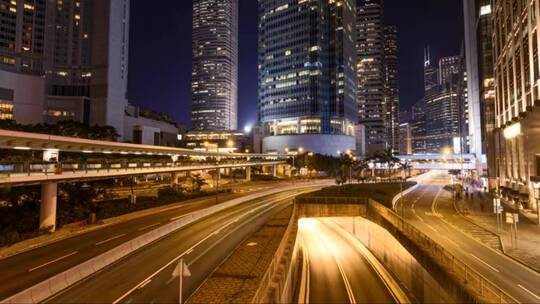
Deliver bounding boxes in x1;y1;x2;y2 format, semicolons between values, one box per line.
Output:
0;181;294;300
298;218;398;304
45;188;311;303
396;171;540;303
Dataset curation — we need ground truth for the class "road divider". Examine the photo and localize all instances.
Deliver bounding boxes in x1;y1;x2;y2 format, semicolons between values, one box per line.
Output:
2;182;331;304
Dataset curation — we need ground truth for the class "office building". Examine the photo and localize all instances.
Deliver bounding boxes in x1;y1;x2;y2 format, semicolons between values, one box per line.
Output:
257;0;357;155
384;25;400;153
399;123;412;155
357;0;387;153
423;54;464;154
463;0;495;186
192;0;238;131
0;0;46;75
492;0;540;215
411;98;427;154
0;0;130;138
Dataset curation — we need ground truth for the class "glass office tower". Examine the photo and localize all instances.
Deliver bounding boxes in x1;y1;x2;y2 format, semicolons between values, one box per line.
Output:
258;0;357;155
192;0;238;131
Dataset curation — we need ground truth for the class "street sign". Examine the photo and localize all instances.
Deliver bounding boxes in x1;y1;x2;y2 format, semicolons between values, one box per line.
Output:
513;213;519;223
496;205;504;214
173;260;191;278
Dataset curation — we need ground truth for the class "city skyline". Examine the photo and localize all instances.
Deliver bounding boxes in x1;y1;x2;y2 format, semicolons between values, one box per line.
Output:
128;0;464;128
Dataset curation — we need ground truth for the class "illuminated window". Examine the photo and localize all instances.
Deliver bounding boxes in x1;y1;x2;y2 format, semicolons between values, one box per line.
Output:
0;101;14;120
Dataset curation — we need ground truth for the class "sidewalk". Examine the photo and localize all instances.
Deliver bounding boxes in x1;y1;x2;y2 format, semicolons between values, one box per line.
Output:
457;189;540;273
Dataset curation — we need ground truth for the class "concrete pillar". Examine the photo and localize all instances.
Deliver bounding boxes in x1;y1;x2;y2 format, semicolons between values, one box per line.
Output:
273;165;278;177
246;167;252;182
171;172;180;186
40;183;58;232
214;169;221;188
171;155;179;165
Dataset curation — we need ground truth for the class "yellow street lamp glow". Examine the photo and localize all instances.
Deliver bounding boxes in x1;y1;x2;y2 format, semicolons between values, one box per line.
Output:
227;140;234;147
308;152;314;157
299;147;304;153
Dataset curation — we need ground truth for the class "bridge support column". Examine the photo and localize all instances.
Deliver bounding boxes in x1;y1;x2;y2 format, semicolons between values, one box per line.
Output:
171;172;181;186
246;167;252;182
273;165;278;177
40;183;58;232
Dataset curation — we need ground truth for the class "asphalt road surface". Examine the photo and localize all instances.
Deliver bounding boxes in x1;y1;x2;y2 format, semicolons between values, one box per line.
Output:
298;218;397;304
0;182;288;300
44;188;313;303
396;171;540;303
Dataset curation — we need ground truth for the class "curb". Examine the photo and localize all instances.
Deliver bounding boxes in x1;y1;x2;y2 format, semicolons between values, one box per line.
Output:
2;182;331;304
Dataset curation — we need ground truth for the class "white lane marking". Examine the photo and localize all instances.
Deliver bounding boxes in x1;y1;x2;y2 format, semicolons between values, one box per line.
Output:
426;224;438;233
28;251;78;272
518;284;540;300
169;214;187;222
95;234;127;246
137;223;161;231
112;192;301;304
138;279;152;289
470;254;500;273
415;214;425;223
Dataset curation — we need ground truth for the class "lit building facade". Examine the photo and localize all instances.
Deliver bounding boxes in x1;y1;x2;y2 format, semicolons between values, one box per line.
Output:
357;0;387;153
464;0;495;185
258;0;357;155
0;0;46;74
192;0;238;131
399;123;413;155
0;0;131;139
181;130;251;153
384;25;400;153
492;0;540;215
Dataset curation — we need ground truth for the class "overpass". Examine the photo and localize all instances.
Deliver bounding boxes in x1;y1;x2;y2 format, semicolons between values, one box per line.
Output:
396;153;477;170
0;129;289;232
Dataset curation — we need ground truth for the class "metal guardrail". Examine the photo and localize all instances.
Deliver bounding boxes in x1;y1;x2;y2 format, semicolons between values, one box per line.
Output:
0;160;276;177
367;199;519;304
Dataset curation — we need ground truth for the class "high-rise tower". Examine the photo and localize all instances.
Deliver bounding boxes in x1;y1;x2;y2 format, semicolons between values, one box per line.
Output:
357;0;387;154
384;25;400;153
257;0;357;155
191;0;238;131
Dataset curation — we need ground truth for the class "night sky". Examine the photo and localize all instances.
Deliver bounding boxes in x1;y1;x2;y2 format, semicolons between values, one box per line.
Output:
128;0;463;130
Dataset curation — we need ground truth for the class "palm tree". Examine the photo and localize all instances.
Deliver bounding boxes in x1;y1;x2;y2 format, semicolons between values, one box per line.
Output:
368;148;399;181
352;158;370;183
339;153;354;184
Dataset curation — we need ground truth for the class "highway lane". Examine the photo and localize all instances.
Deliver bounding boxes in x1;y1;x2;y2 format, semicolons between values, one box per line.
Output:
0;182;285;300
45;189;310;303
396;171;540;303
298;218;397;304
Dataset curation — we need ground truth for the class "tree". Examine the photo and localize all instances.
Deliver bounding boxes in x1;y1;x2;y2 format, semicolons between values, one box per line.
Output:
369;148;400;181
352;158;370;183
189;173;207;192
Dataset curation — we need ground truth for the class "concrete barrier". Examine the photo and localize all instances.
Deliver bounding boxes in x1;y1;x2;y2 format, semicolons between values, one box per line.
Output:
2;182;332;304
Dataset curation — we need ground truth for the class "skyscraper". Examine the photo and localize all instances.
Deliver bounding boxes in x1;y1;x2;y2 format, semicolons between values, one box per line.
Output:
0;0;131;139
357;0;387;154
424;55;462;153
258;0;357;155
384;25;400;153
0;0;47;74
463;0;494;186
192;0;238;131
